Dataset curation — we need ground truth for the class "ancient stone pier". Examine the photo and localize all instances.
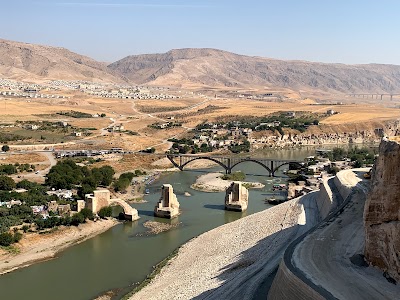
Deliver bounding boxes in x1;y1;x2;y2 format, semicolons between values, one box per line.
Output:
154;184;180;219
224;182;249;212
85;189;139;221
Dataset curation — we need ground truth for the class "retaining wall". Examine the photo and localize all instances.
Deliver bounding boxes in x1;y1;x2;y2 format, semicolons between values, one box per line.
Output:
268;170;357;300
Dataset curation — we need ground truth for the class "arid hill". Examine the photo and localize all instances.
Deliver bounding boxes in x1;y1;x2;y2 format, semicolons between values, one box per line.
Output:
0;39;125;83
2;39;400;94
109;48;400;93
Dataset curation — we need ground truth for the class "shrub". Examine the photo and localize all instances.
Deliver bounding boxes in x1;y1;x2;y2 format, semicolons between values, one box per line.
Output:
0;232;13;246
80;208;94;220
70;213;85;226
98;206;112;219
13;232;23;243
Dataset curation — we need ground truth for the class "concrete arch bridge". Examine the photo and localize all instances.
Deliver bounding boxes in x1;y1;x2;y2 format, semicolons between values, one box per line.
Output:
166;154;303;177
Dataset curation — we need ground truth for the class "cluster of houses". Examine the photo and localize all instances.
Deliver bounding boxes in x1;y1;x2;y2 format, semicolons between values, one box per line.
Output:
46;80;178;100
0;90;68;99
0;78;44;92
54;148;128;159
189;123;253;149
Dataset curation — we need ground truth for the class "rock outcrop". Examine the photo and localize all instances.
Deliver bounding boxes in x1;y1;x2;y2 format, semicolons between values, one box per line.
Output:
364;138;400;282
225;182;249;212
154;184;180;219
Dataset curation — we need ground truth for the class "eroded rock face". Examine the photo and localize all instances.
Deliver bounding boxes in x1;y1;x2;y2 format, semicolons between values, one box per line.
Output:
364;138;400;282
225;182;249;212
154;184;180;219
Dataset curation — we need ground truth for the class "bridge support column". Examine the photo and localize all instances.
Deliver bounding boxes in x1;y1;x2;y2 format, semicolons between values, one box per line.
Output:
270;161;274;177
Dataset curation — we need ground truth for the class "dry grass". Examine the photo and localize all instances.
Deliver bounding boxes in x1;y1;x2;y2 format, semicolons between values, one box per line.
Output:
0;153;47;164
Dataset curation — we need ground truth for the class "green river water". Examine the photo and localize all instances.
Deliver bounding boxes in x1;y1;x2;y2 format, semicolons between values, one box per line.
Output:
0;147;332;300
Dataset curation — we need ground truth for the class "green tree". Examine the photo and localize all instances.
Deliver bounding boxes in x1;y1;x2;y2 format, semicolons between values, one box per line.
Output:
99;166;115;186
0;176;16;191
80;208;94;220
114;178;130;192
0;232;13;246
70;213;85;226
1;145;10;152
13;232;22;243
98;206;112;218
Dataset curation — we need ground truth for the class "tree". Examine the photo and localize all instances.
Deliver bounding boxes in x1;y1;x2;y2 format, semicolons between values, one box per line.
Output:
78;183;94;199
98;206;112;218
114;178;130;192
99;166;115;186
1;145;9;152
0;176;16;191
70;213;85;226
80;208;94;220
0;232;13;246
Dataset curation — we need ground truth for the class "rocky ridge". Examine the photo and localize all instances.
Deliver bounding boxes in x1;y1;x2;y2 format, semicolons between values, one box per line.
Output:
364;137;400;282
109;48;400;93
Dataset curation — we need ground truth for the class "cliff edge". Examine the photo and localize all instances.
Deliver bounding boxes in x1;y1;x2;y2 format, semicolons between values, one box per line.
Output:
364;138;400;282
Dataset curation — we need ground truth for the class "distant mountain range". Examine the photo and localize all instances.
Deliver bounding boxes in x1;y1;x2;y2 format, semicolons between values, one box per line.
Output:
2;38;400;94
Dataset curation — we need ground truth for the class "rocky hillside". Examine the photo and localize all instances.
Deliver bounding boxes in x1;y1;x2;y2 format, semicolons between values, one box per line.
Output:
109;48;400;93
0;39;124;83
364;137;400;283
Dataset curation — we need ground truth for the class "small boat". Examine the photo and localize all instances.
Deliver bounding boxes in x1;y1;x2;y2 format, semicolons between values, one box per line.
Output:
145;189;150;194
265;197;285;205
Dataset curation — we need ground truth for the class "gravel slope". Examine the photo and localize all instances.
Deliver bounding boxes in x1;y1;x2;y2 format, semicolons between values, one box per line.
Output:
130;192;319;300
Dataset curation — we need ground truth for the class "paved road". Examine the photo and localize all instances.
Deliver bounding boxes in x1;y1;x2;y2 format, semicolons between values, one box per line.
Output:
200;192;321;300
292;171;400;300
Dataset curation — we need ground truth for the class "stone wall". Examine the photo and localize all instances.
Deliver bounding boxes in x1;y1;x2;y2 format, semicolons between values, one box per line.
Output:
364;138;400;282
315;177;334;219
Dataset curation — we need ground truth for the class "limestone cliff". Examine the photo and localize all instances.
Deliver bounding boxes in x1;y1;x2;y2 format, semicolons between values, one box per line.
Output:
364;138;400;282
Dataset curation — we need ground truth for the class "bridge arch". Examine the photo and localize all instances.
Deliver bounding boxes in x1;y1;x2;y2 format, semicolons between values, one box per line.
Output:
107;199;139;221
272;162;303;176
180;157;229;171
230;160;272;175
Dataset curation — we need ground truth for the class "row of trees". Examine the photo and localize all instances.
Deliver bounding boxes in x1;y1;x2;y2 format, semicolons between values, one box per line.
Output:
45;160;115;197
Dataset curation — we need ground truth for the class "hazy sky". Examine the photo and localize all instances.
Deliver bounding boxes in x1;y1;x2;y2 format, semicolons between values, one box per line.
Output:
2;0;400;64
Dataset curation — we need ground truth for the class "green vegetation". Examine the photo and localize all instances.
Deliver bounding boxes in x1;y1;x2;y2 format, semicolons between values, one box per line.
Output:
221;171;246;181
148;122;182;129
323;147;377;167
0;132;31;143
0;175;16;191
98;206;113;219
195;112;322;134
57;110;93;118
1;145;9;152
228;140;250;154
45;160;115;197
0;163;36;175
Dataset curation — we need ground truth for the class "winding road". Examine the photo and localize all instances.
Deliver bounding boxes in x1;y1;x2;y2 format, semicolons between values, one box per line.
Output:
291;170;400;300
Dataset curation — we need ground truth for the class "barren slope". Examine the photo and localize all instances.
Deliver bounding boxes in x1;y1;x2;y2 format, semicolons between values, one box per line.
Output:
0;39;124;83
109;48;400;93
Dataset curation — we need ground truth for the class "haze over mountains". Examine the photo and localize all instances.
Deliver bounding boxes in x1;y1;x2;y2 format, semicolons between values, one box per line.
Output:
2;38;400;94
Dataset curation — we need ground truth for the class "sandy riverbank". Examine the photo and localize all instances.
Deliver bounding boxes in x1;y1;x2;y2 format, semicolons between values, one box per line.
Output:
190;172;265;192
0;218;119;275
128;194;315;300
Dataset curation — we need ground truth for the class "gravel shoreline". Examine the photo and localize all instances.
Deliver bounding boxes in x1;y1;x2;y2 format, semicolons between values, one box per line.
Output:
129;197;305;300
190;172;265;192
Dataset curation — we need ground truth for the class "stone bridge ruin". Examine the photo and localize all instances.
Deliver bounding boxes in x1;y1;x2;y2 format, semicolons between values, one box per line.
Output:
85;189;139;221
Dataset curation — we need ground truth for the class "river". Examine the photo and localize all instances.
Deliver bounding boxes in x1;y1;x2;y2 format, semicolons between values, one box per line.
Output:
0;146;345;300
